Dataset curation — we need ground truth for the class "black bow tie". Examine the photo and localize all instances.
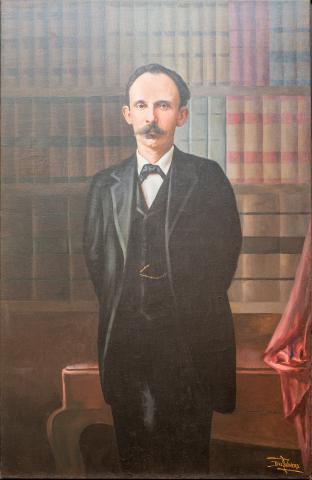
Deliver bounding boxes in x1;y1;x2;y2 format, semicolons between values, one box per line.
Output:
138;164;166;184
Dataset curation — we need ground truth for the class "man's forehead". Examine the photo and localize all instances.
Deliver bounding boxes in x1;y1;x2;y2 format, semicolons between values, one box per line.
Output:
129;72;180;101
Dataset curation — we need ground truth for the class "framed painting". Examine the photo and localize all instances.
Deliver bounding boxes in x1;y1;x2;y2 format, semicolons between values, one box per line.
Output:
1;0;311;478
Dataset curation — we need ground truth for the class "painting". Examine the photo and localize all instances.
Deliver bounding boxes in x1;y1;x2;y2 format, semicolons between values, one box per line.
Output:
1;0;311;478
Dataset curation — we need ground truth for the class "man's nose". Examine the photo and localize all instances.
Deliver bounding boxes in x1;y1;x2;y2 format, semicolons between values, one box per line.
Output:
145;105;157;123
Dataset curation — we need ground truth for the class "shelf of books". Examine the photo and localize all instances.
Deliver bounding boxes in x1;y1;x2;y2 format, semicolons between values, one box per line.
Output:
2;0;310;307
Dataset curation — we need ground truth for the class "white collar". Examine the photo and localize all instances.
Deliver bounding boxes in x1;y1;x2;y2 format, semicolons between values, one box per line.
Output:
136;145;174;175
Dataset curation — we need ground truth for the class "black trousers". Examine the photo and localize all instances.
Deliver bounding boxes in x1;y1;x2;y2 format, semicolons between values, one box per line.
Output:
106;311;213;475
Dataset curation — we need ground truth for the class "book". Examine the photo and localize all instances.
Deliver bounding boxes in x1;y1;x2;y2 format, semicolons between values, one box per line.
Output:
161;2;176;72
133;2;148;70
229;0;269;86
189;5;203;86
147;2;162;67
255;1;270;86
216;1;230;85
62;0;78;86
33;0;49;87
19;1;35;87
208;96;226;171
281;0;297;85
226;96;244;183
67;98;87;178
2;0;20;88
262;96;281;183
295;0;311;86
49;97;68;179
297;96;311;183
280;96;298;183
48;0;63;86
119;2;134;86
202;2;216;85
189;97;208;157
104;1;120;86
175;4;189;83
243;96;263;183
77;0;92;89
90;1;105;87
85;97;104;177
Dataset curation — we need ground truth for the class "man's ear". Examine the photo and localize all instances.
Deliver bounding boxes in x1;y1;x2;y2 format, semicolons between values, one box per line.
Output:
122;105;132;125
176;106;189;127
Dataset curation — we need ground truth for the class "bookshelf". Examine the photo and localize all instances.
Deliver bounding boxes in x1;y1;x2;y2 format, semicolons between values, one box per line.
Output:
1;0;311;307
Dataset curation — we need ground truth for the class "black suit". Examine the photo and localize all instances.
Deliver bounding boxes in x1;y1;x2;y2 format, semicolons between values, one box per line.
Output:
83;145;242;473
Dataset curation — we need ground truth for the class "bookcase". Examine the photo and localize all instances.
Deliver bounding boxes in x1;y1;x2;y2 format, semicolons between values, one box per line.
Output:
2;0;310;306
1;1;310;474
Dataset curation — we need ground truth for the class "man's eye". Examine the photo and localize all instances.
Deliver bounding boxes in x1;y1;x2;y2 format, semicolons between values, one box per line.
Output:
159;103;169;110
136;103;145;109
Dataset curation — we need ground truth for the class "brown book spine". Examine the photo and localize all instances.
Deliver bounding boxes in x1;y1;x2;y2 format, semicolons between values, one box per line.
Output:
86;97;104;177
49;98;68;179
67;98;86;178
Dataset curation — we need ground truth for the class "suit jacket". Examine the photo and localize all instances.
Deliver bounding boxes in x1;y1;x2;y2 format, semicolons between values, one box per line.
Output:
83;146;242;412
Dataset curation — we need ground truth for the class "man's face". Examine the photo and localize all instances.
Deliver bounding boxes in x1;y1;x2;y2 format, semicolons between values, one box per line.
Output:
122;72;188;153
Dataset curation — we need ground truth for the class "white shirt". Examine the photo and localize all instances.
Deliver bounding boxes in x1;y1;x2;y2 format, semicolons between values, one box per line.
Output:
137;146;174;208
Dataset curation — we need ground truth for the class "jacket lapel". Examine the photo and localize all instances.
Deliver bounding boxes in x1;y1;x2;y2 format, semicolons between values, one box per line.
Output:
167;146;199;237
110;155;136;266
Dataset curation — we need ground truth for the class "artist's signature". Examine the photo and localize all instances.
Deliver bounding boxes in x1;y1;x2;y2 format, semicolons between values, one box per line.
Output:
266;455;303;475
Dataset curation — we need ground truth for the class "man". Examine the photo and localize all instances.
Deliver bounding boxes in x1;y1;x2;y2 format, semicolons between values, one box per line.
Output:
83;63;242;475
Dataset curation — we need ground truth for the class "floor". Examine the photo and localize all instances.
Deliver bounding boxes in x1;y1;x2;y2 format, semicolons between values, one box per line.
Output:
79;424;305;479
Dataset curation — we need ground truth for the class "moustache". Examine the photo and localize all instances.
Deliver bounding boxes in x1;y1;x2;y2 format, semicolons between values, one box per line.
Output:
135;123;165;136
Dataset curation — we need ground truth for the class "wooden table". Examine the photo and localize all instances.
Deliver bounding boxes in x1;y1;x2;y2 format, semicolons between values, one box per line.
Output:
47;359;298;475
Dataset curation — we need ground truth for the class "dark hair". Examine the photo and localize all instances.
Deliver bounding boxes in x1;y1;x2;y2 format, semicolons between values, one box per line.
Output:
125;63;191;107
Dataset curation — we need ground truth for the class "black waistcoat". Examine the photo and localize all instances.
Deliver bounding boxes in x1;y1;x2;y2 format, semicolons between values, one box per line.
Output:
118;173;174;319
